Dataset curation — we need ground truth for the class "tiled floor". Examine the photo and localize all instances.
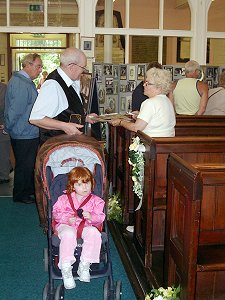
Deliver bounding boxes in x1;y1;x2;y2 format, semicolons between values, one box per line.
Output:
0;171;13;197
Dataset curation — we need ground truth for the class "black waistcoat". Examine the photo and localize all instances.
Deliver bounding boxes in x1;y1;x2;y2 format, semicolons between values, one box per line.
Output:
40;69;85;143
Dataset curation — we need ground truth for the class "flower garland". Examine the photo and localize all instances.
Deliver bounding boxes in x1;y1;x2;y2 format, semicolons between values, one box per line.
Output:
128;136;145;210
145;286;180;300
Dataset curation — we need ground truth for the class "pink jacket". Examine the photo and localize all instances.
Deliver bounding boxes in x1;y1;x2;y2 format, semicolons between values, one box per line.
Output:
52;192;105;231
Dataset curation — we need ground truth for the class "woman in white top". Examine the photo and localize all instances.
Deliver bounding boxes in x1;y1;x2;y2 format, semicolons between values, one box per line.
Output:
110;67;176;137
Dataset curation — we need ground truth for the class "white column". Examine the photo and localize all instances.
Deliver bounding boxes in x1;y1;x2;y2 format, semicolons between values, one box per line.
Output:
189;0;212;64
104;0;113;63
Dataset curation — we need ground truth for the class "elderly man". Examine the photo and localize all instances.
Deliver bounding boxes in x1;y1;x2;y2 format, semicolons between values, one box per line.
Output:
173;60;208;115
29;47;96;144
4;53;42;203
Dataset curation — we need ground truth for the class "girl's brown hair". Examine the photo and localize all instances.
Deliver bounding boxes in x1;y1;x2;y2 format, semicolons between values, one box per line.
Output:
66;167;95;193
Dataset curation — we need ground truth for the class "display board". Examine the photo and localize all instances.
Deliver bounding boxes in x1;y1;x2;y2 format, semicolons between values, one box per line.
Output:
93;63;147;114
93;63;225;114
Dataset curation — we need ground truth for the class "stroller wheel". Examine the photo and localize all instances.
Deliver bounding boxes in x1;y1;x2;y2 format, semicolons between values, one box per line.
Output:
43;283;50;300
115;281;122;300
43;248;48;272
54;284;64;300
103;279;109;300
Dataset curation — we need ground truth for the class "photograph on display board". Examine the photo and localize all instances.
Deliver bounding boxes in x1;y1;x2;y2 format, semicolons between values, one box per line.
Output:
120;65;127;80
93;64;103;82
213;67;219;87
127;80;137;92
80;73;93;115
113;81;119;94
105;77;114;95
113;65;119;79
104;64;113;76
126;95;132;112
206;67;214;78
206;79;213;89
99;106;104;114
120;83;127;93
128;65;136;81
106;96;118;113
163;65;174;80
120;96;126;112
98;85;106;104
137;65;145;81
173;67;185;80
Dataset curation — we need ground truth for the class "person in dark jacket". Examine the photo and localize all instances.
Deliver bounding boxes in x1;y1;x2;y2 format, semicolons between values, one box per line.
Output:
131;61;163;112
0;82;11;184
4;53;42;203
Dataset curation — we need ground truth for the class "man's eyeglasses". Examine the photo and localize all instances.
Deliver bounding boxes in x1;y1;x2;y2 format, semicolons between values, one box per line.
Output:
143;80;155;86
29;62;43;70
68;63;89;73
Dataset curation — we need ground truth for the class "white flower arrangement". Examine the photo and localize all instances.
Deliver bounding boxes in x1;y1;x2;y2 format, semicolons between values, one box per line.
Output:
128;136;145;208
145;286;180;300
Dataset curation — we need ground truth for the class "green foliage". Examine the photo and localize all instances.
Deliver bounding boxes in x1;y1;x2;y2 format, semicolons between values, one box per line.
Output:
107;193;123;224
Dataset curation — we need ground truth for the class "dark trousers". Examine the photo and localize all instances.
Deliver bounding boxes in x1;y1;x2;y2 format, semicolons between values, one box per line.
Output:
10;138;39;201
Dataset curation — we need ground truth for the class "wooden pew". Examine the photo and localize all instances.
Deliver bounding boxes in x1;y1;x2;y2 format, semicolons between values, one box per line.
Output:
134;133;225;275
107;125;135;224
175;115;225;136
107;118;225;224
164;153;225;300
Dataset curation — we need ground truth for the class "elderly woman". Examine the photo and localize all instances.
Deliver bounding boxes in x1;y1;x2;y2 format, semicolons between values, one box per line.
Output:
204;71;225;115
110;67;176;137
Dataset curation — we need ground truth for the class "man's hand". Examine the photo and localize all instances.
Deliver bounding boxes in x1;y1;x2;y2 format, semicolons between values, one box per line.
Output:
63;122;84;135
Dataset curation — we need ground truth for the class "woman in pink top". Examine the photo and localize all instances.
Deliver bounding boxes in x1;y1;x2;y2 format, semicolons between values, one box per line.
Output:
52;166;105;289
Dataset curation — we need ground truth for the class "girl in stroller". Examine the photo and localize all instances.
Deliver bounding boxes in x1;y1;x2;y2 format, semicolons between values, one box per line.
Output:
52;166;105;290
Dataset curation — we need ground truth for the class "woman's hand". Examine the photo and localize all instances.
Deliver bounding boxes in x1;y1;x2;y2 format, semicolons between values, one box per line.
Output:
109;118;122;127
131;111;139;120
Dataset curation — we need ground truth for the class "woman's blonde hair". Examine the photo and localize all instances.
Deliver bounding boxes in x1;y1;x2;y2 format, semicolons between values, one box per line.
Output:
146;67;172;94
66;167;95;193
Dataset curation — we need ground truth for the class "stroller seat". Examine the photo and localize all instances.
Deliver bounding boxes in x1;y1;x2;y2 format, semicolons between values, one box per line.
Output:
41;141;121;300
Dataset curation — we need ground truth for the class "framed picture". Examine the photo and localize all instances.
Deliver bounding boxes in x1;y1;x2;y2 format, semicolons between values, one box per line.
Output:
104;64;113;76
120;65;127;80
120;96;126;112
128;65;136;81
81;37;94;57
80;73;93;114
206;78;213;89
177;37;190;63
137;65;145;80
93;64;103;82
99;106;104;114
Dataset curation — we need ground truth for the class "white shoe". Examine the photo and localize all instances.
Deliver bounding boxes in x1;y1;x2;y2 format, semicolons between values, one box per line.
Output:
61;263;76;289
77;261;90;282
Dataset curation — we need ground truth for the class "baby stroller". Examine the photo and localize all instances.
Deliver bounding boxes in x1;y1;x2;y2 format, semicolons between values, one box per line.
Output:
37;134;122;300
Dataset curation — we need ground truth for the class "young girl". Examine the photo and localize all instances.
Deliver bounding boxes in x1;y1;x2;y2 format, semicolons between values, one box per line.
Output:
52;166;105;289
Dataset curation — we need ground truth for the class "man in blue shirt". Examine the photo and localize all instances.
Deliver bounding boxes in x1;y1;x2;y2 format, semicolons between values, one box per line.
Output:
4;53;42;204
